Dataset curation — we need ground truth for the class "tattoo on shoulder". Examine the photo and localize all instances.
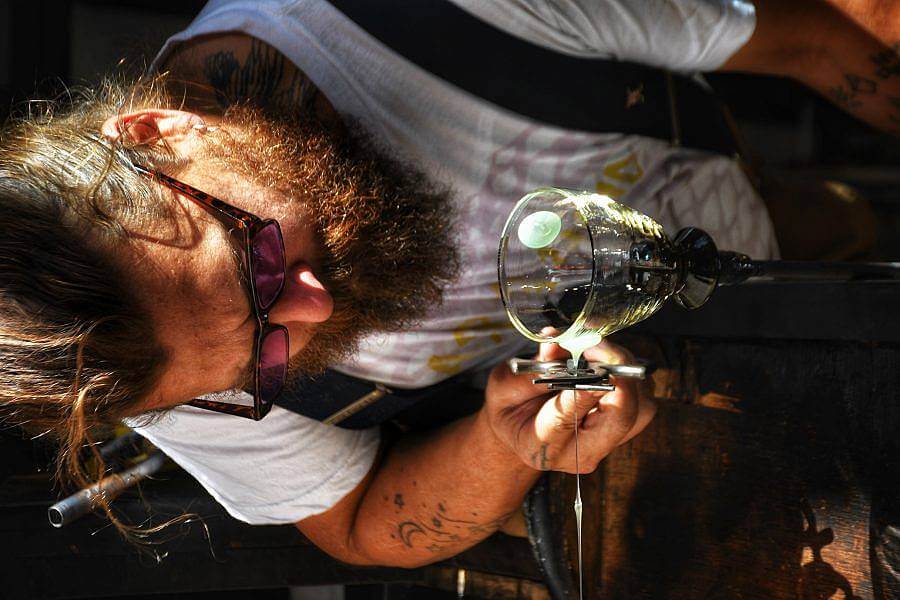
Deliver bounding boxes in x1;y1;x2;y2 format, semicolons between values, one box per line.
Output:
870;42;900;79
201;39;318;111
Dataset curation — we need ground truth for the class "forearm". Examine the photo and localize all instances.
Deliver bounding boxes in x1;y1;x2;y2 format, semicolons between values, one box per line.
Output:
349;412;539;568
809;1;900;135
724;0;900;135
298;344;654;568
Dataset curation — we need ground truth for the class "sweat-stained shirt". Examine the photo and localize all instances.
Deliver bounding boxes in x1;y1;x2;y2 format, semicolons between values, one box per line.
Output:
129;0;776;525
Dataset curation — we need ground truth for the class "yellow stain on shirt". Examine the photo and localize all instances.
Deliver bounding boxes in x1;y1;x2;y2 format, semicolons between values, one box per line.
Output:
595;152;644;198
427;352;481;376
426;318;512;375
453;316;509;347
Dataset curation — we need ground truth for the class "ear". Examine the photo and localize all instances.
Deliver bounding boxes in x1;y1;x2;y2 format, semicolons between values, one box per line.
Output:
100;109;208;145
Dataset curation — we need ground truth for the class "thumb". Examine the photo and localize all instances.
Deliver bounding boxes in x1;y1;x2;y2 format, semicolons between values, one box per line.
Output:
538;342;569;362
533;388;606;446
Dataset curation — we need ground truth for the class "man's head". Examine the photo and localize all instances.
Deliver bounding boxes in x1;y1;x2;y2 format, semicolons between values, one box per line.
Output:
0;74;458;477
100;102;460;413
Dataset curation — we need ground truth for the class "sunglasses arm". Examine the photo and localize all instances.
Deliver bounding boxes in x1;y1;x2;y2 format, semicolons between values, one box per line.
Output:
133;164;261;232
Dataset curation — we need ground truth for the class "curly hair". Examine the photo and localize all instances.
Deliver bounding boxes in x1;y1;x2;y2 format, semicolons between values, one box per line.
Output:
0;70;462;544
0;74;181;539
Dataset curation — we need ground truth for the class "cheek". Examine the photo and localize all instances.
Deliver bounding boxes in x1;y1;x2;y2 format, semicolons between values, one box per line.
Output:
171;337;254;400
172;299;256;386
284;322;315;358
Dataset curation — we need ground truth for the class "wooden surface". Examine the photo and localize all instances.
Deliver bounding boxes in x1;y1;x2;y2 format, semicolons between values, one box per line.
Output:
538;336;899;599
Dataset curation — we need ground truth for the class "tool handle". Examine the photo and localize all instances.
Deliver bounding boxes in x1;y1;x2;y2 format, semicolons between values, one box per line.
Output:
508;358;646;379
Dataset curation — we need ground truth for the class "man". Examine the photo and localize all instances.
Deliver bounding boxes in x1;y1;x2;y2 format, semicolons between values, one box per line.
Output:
0;0;897;569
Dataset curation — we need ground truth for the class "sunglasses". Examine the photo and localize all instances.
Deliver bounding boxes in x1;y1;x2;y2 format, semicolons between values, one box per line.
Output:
134;164;288;420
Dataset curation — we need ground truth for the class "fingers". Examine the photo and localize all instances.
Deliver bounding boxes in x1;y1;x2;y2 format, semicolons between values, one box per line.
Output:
567;379;641;474
599;380;640;429
487;359;546;406
624;378;656;442
538;342;568;362
538;339;635;366
582;339;635;365
500;339;655;474
533;387;607;448
532;340;631;449
618;393;657;446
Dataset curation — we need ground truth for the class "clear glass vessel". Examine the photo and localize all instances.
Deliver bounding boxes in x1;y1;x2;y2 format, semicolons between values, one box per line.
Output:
497;188;719;347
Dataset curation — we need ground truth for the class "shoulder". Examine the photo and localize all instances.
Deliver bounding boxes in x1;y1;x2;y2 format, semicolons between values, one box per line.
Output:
160;32;325;115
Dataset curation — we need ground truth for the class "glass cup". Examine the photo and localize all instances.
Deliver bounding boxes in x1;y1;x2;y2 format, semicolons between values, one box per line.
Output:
498;188;717;350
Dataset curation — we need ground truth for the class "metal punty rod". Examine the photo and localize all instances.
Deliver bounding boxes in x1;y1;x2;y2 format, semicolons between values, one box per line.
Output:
48;451;166;528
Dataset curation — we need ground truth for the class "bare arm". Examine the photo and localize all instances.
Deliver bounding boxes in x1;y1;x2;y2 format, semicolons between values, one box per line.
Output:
296;342;655;568
722;0;900;136
297;412;538;568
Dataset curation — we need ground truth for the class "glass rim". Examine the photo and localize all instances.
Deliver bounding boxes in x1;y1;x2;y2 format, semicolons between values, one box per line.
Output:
498;187;597;345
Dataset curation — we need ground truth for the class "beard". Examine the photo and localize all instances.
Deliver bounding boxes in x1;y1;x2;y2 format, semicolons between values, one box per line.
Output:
195;106;460;378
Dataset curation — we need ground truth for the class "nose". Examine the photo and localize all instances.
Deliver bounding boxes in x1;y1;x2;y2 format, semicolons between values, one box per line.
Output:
267;262;334;325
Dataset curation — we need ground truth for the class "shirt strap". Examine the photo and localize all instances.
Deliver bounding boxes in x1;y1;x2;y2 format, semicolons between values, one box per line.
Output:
326;0;738;156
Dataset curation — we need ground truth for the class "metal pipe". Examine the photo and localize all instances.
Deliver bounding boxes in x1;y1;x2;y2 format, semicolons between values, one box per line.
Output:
717;252;900;285
47;451;166;528
747;260;900;282
98;430;144;464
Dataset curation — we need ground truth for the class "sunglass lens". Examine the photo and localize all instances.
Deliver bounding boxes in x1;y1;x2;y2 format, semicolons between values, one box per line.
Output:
251;222;286;311
258;327;289;406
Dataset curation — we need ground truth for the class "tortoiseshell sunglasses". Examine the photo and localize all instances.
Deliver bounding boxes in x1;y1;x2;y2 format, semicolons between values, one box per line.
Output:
134;164;288;420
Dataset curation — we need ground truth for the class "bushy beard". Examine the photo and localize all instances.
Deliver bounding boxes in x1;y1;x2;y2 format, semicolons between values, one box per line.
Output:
198;106;460;378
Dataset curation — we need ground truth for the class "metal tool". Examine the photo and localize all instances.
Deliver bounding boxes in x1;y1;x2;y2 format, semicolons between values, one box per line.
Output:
48;451;166;528
509;358;646;391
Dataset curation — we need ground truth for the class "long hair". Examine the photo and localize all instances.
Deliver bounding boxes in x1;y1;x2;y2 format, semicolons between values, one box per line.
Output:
0;74;179;539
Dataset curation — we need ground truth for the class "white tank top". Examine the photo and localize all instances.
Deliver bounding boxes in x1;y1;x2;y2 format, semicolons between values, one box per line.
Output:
154;0;776;388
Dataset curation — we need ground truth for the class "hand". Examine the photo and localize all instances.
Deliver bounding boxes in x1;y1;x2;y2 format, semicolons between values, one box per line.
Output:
483;341;656;474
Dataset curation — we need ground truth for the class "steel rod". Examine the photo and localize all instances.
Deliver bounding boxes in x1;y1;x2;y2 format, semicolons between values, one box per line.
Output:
47;451;166;528
717;252;900;285
747;260;900;282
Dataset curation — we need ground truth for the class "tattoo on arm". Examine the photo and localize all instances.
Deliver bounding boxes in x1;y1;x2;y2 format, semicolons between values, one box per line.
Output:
813;41;900;136
845;73;878;94
829;84;862;110
870;43;900;79
875;44;900;135
829;72;878;110
392;498;516;553
201;39;318;111
530;443;550;471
